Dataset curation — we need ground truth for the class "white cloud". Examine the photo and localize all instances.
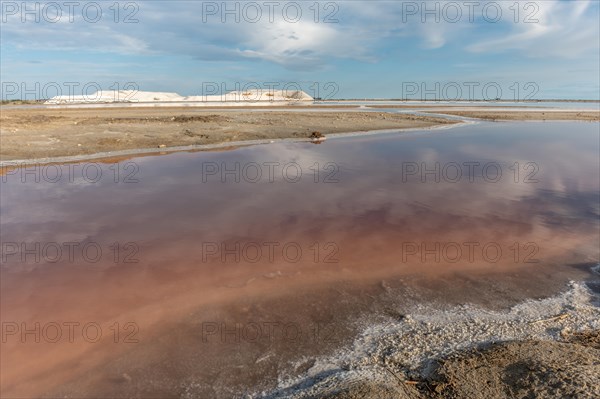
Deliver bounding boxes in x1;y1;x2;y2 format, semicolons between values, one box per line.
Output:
467;0;600;58
1;0;598;68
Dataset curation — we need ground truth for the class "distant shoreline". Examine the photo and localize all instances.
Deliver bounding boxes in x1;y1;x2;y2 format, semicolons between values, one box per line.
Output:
335;99;600;103
2;98;599;107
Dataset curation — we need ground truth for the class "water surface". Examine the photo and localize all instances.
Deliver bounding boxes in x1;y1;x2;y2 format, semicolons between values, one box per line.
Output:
1;121;599;397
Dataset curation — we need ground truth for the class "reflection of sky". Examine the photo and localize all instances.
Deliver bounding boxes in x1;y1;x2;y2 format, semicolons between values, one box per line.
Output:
1;122;599;270
2;121;599;399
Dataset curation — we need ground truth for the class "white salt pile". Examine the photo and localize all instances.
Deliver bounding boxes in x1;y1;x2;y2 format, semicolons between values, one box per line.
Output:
44;89;313;105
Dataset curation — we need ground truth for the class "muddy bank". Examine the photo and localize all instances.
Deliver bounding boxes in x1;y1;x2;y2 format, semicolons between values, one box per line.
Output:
261;276;600;399
423;330;600;399
0;108;454;161
318;331;600;399
429;109;600;121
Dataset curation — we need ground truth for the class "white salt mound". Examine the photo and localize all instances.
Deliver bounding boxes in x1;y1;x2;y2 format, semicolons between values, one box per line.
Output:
44;89;313;105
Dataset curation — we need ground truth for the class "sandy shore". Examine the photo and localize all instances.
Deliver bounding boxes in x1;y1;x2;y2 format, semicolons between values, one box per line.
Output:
0;107;454;162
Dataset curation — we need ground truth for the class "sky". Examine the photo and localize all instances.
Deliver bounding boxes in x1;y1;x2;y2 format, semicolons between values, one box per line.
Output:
1;0;599;100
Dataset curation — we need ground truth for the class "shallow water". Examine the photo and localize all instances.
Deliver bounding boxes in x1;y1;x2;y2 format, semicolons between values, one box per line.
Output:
1;121;599;397
332;100;600;110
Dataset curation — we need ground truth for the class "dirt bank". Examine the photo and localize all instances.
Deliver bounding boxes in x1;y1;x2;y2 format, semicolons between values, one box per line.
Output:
0;107;454;161
431;109;600;121
315;330;600;399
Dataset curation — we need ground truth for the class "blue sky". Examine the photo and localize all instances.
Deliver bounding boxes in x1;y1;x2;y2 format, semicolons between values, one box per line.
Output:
1;0;599;99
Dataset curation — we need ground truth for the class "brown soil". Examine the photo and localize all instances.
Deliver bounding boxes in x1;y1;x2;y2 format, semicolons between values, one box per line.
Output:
326;331;600;399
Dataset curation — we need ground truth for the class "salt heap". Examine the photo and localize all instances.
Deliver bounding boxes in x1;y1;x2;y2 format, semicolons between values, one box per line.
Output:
45;89;313;105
